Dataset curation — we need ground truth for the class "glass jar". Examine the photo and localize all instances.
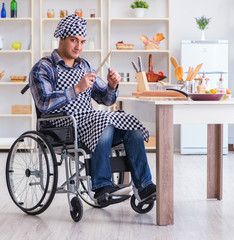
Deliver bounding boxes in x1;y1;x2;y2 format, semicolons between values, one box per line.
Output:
120;73;130;82
47;9;55;18
60;9;68;18
193;78;202;93
75;9;82;17
90;9;95;18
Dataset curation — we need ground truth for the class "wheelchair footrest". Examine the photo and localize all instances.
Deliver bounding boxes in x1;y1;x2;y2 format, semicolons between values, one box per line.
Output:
139;195;156;206
97;193;131;207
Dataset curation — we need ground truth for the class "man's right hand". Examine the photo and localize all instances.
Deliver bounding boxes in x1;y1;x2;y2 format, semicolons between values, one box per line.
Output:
74;73;97;94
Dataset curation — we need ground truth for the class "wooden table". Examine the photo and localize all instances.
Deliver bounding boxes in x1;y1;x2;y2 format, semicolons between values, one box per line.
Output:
118;97;234;226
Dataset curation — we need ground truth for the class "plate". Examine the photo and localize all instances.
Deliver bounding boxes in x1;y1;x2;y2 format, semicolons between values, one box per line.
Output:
188;93;224;101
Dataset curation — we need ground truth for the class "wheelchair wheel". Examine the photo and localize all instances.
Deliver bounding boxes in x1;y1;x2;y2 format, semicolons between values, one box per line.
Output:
6;131;58;215
130;195;154;214
70;196;83;222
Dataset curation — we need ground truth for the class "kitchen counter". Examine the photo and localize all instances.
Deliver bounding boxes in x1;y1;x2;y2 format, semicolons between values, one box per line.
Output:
118;97;234;226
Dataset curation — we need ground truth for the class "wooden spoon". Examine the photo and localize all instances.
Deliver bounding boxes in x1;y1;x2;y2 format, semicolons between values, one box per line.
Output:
174;66;183;81
0;70;5;80
170;57;179;68
186;66;193;81
189;63;203;81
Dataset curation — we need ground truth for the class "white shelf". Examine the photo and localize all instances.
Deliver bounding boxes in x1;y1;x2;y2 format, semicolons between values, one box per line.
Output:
0;114;33;117
119;82;160;85
42;17;102;22
110;18;170;21
0;82;28;85
0;0;35;148
0;50;32;53
40;0;104;77
111;49;170;53
119;82;137;85
0;18;32;22
42;49;102;55
0;138;16;149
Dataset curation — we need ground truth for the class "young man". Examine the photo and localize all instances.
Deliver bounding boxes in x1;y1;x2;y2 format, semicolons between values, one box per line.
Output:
29;14;156;201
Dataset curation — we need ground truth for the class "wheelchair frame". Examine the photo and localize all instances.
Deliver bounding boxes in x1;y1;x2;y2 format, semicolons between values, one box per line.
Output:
5;86;155;222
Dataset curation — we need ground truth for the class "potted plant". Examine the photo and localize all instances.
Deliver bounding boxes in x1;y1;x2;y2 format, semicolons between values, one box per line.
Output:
195;15;211;40
130;1;149;18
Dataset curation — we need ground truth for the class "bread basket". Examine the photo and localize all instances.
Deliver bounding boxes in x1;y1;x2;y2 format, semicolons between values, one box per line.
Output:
116;43;134;50
10;75;27;82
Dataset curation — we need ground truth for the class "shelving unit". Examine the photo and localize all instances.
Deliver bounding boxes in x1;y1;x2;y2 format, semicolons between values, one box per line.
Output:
108;0;171;149
0;0;34;149
108;0;171;84
39;0;104;78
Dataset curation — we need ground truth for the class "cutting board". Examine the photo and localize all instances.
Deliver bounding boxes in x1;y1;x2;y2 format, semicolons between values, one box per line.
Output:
132;90;187;98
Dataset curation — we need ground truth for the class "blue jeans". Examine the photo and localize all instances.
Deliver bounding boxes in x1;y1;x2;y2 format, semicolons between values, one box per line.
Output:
91;125;153;191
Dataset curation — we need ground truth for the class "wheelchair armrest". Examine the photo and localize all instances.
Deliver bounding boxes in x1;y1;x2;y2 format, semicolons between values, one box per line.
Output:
40;112;68;119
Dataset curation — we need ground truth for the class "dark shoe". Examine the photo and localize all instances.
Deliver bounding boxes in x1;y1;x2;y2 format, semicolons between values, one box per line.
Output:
138;183;156;201
94;185;120;199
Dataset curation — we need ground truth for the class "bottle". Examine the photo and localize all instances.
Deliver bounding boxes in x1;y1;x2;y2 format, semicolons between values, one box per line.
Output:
1;3;6;18
10;0;17;18
216;73;225;94
90;9;95;18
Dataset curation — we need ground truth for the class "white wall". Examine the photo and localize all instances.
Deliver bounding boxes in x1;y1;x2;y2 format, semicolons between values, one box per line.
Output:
3;0;233;149
170;0;234;147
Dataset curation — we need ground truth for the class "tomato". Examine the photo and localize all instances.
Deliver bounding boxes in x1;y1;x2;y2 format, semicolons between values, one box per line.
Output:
158;71;164;75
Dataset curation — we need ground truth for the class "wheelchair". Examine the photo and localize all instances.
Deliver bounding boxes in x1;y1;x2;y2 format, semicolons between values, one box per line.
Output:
5;84;156;222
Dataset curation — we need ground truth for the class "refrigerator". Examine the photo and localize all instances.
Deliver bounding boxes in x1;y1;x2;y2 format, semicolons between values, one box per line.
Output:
180;40;228;154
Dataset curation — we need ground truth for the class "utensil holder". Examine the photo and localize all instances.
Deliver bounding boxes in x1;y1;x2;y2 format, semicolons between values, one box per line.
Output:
136;72;150;92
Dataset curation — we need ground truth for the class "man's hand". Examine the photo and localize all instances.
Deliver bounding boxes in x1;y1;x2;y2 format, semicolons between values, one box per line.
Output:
74;73;97;94
107;69;121;89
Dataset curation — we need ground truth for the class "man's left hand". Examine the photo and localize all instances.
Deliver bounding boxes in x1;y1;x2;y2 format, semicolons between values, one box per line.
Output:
107;69;121;89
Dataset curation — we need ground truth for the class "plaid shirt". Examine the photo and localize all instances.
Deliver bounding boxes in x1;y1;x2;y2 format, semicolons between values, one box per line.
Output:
29;50;119;113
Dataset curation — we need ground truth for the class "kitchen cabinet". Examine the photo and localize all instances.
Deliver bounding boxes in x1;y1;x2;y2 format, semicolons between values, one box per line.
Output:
0;0;34;149
107;0;171;148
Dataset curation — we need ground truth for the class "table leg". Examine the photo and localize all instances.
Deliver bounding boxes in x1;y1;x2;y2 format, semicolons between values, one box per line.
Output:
156;105;174;225
207;124;223;200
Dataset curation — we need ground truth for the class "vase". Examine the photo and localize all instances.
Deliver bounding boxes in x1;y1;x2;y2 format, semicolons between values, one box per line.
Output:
201;30;205;40
134;8;145;18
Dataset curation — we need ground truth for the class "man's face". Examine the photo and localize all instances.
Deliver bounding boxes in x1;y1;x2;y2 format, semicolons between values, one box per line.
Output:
60;35;86;59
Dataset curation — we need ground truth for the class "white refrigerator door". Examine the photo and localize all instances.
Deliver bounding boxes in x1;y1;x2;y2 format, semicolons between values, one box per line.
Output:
181;40;228;74
180;40;228;155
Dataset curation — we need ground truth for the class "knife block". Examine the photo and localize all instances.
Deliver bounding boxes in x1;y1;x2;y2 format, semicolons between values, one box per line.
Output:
136;71;150;92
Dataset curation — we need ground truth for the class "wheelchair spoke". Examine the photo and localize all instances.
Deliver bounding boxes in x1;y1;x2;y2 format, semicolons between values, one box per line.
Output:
6;131;58;215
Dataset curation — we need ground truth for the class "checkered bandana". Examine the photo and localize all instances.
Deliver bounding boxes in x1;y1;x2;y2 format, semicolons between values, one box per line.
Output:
54;14;87;39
